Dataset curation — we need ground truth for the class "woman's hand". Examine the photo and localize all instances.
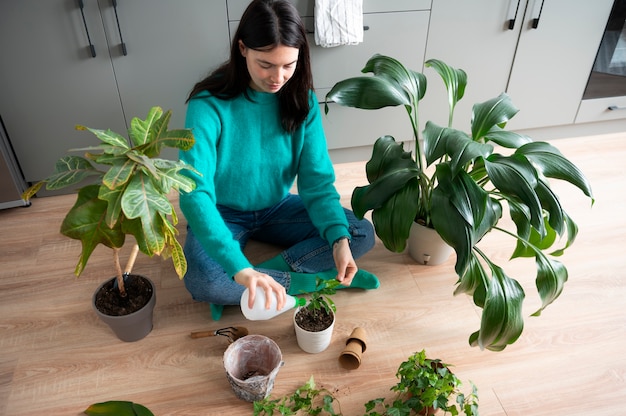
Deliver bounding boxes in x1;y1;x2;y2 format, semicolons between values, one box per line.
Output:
234;268;287;310
333;238;358;286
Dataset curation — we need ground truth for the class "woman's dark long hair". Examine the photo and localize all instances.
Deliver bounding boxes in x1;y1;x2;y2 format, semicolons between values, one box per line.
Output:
187;0;313;133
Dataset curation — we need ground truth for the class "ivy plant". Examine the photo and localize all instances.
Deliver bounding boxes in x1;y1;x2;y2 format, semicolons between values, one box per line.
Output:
253;376;341;416
254;351;478;416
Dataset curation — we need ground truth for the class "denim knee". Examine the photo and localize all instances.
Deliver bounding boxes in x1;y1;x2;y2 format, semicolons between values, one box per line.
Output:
348;216;375;259
183;229;245;305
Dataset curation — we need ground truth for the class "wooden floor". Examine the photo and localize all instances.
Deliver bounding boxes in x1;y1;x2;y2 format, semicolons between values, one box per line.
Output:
1;132;625;415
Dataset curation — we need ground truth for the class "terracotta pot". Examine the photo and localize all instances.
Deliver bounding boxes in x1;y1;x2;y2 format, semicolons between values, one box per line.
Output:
293;307;335;354
339;327;368;370
408;222;453;265
92;275;156;342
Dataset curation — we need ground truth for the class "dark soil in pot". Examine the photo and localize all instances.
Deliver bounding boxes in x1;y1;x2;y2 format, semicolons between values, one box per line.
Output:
294;307;333;332
94;274;153;316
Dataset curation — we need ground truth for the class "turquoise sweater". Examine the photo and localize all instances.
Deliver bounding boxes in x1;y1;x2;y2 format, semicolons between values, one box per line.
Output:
180;89;349;277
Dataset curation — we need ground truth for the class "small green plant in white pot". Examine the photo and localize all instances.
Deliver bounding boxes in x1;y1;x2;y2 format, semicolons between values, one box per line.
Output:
293;278;340;353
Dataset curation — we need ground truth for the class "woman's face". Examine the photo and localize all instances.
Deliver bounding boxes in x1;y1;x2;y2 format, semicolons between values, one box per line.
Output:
239;41;299;93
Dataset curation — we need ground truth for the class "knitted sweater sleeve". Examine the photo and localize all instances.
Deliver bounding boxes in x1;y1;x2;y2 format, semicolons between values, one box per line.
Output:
297;93;350;245
179;96;252;278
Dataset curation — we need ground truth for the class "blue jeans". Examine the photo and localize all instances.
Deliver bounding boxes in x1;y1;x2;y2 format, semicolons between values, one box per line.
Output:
183;194;375;305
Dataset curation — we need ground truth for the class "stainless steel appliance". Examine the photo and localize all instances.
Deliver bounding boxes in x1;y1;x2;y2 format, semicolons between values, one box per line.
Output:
583;0;626;99
0;115;29;210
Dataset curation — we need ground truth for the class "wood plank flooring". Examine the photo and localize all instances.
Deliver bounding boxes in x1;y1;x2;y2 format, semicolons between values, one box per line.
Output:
1;132;625;415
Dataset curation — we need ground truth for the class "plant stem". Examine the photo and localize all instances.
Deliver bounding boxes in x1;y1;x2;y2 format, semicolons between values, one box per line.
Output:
408;101;423;171
113;248;127;297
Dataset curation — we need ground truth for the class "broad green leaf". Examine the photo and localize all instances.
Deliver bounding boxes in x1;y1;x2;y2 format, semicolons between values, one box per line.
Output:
532;255;568;316
155;165;198;194
362;54;427;103
550;212;579;256
516;141;594;201
121;173;172;219
144;128;196;156
351;167;419;220
430;177;472;274
127;152;160;179
371;177;420;252
60;185;125;276
122;213;167;259
534;179;564;234
508;200;532;241
471;264;525;351
41;156;100;190
121;174;172;255
98;185;125;229
454;255;488;304
129;106;164;147
102;157;135;190
75;125;129;148
326;76;410;110
21;181;44;201
483;128;532;149
79;144;130;158
484;154;543;234
424;123;494;174
87;151;132;165
352;137;420;219
84;400;154;416
431;164;501;276
511;217;557;259
365;136;417;183
165;225;187;279
425;59;467;124
471;93;519;141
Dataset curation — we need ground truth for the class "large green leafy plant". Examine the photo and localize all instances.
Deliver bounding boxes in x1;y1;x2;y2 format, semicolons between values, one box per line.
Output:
22;106;196;296
326;55;594;351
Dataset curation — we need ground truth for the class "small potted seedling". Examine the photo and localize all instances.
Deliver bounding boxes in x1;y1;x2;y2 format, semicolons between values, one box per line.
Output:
293;278;340;353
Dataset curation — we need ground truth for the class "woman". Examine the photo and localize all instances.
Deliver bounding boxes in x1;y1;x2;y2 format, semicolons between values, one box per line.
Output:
180;0;378;321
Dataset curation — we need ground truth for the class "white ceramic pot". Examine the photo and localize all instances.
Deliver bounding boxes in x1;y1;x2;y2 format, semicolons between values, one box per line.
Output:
293;307;335;354
408;222;453;265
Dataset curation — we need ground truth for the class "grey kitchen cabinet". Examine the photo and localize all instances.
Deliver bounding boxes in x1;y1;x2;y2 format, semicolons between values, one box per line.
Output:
227;0;432;156
423;0;614;131
0;0;229;184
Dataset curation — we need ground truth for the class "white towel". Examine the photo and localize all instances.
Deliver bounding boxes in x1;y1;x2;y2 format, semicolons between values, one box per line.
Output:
314;0;363;48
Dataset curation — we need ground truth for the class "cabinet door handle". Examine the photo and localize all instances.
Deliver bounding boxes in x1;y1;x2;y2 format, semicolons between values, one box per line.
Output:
506;0;521;30
78;0;96;57
111;0;128;56
531;0;545;29
608;105;626;111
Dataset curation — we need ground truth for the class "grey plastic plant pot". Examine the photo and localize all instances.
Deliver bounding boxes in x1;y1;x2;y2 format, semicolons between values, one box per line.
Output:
92;275;156;342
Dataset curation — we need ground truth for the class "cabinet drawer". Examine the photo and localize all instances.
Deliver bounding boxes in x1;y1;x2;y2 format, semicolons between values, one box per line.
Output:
576;97;626;124
227;0;430;21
